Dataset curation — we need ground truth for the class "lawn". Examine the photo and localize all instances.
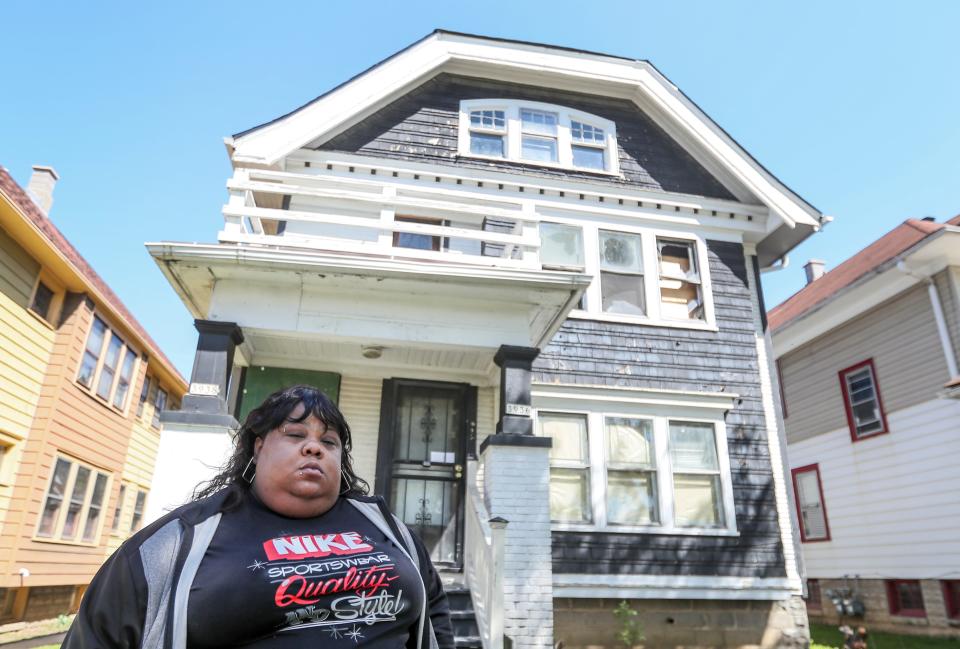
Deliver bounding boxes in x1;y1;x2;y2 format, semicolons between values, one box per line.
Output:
811;623;960;649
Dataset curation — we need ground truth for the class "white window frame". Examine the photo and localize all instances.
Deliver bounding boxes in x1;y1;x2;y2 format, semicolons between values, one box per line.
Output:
458;99;620;175
541;218;717;330
534;395;738;536
35;454;112;545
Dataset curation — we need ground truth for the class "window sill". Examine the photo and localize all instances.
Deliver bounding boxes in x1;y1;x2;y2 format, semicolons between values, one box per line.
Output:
552;523;739;537
32;536;101;548
456;153;622;178
800;536;832;544
25;307;57;331
567;309;719;332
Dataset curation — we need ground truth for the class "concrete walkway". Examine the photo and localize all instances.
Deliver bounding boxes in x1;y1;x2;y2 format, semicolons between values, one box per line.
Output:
0;632;66;649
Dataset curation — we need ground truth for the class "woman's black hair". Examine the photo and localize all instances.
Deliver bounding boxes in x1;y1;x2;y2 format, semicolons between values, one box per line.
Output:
193;384;370;508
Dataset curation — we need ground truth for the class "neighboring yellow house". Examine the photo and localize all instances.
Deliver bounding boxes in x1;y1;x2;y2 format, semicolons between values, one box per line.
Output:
0;165;187;623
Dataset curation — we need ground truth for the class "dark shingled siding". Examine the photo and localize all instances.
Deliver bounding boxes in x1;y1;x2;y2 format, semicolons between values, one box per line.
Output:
534;241;786;578
316;74;735;201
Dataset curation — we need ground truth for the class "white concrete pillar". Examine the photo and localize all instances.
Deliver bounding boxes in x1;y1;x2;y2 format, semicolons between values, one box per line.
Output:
480;437;554;649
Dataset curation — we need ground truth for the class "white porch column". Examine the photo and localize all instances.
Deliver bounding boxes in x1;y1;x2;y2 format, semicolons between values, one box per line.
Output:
146;422;235;523
480;436;554;649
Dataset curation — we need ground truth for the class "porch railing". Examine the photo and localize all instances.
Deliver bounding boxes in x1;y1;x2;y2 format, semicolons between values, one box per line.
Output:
218;164;543;270
464;460;507;649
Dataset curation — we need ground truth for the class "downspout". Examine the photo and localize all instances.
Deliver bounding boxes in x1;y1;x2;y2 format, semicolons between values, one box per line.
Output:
896;261;960;378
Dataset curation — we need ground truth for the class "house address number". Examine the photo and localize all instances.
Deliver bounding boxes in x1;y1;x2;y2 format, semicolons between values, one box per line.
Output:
505;403;532;417
190;382;221;396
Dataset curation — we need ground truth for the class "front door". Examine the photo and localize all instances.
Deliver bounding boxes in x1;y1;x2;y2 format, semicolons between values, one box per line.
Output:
375;379;475;569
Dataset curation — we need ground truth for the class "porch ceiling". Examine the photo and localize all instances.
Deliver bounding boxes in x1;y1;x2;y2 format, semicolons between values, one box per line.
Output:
148;242;590;357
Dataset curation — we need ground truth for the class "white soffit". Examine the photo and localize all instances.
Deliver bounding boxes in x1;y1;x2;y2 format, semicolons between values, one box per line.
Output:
229;31;821;232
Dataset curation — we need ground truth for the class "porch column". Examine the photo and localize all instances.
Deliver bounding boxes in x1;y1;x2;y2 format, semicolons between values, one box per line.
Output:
484;345;554;649
494;345;539;436
148;320;244;523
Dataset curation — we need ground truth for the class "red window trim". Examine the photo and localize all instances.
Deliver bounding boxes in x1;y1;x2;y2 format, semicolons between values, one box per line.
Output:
776;358;788;419
943;580;960;620
838;358;889;443
790;463;831;543
886;579;926;618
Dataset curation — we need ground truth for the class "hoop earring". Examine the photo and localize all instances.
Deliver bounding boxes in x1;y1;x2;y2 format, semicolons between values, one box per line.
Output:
242;457;256;484
339;469;351;496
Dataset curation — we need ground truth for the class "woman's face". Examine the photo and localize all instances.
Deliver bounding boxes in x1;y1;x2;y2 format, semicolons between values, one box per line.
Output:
251;402;344;517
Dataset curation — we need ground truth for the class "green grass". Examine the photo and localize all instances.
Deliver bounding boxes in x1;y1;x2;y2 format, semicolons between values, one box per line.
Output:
811;623;960;649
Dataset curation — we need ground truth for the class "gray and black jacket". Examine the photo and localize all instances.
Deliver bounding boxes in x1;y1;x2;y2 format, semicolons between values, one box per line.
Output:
61;489;453;649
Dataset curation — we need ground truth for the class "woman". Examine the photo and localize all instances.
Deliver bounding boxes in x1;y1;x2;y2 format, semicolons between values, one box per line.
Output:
63;385;454;649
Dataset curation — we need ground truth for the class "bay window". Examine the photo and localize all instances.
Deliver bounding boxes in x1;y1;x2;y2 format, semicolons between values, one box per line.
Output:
77;315;138;411
459;100;619;173
536;401;736;534
37;455;110;543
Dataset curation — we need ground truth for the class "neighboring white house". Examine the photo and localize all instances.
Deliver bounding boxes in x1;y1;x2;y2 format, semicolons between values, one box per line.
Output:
147;31;828;649
770;216;960;636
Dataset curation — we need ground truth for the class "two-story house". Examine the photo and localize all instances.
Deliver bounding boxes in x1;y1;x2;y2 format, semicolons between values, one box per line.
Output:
148;32;826;648
771;217;960;637
0;166;187;625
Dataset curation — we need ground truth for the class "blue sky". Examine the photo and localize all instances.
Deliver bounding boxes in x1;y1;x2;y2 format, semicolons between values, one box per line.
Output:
2;1;958;378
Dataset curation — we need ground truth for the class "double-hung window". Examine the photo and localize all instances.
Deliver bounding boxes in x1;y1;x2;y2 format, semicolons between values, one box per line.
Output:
839;359;888;441
791;464;830;542
605;417;657;525
131;490;147;532
37;456;110;543
467;109;506;158
111;484;127;533
540;413;591;523
536;402;736;533
78;315;138;411
598;230;645;316
520;109;559;163
152;387;168;429
657;238;704;321
459;100;619;173
669;421;724;527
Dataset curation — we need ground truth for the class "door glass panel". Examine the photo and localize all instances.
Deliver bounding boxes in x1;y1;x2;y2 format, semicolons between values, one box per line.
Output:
392;387;460;464
390;478;459;564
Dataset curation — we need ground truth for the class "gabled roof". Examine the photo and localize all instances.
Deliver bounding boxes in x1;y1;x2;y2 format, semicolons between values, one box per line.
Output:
769;215;960;332
0;166;186;391
227;29;823;255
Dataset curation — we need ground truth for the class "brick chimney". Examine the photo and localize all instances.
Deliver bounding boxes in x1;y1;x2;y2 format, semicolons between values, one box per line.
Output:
27;165;59;214
803;259;825;285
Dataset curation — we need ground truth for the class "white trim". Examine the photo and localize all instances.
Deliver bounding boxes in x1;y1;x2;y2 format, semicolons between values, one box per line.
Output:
229;32;820;232
534;398;739;536
553;574;794;601
531;383;737;411
744;250;804;594
458;99;620;175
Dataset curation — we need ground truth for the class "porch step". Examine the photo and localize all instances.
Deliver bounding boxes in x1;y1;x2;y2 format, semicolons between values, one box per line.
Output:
445;586;481;649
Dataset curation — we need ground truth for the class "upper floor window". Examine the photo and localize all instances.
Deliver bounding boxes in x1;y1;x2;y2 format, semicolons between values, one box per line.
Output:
839;359;888;441
78;316;138;412
539;221;715;328
37;455;110;543
459;100;619;174
29;281;55;321
152;387;168;429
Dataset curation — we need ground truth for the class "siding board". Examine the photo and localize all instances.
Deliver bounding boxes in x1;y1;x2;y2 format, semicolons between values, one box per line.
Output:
534;241;786;578
317;74;735;200
0;228;39;306
779;283;950;444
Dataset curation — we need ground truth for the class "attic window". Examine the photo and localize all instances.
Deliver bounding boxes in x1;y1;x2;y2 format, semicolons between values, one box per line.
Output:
459;99;619;174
